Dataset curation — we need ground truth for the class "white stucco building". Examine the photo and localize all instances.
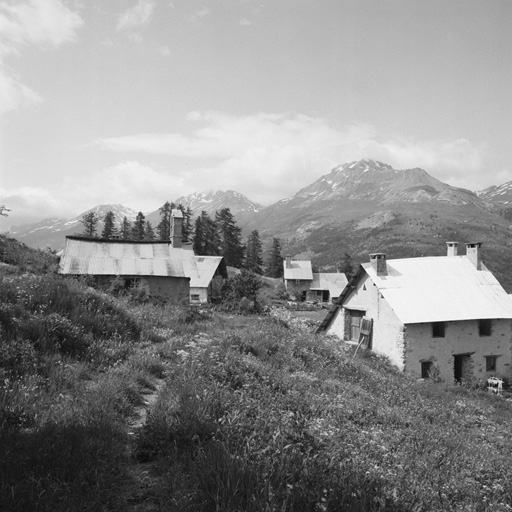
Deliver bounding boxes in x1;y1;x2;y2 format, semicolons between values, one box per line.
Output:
318;242;512;383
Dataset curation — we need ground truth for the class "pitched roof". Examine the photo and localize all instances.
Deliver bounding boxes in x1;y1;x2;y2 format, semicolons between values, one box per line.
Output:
190;256;227;288
310;272;348;297
318;255;512;332
59;237;198;279
283;260;313;280
366;256;512;323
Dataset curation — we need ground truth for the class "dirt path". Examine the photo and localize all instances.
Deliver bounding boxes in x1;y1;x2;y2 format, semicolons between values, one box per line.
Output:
125;377;167;512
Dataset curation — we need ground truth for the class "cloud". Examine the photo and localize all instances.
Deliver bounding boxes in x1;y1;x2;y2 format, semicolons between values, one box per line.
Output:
95;112;489;204
158;45;171;57
189;7;209;23
239;18;252;26
0;68;42;112
0;0;82;114
0;0;83;54
117;0;154;31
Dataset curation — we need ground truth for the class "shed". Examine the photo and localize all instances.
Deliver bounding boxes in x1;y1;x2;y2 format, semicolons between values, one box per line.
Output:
190;256;228;303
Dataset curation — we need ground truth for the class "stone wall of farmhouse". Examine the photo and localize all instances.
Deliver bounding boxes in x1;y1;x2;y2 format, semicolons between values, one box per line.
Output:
327;273;406;370
95;275;189;303
404;320;512;383
285;280;311;300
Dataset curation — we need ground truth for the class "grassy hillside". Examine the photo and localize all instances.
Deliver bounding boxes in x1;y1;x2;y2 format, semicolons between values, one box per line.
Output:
2;235;512;511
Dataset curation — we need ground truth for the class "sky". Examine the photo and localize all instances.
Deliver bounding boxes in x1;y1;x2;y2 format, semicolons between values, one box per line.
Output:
1;0;512;228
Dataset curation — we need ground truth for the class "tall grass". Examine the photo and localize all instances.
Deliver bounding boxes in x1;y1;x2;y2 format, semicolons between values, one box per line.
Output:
3;235;512;511
135;315;512;511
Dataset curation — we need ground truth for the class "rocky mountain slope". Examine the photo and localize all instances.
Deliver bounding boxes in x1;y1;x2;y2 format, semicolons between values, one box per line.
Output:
243;159;512;289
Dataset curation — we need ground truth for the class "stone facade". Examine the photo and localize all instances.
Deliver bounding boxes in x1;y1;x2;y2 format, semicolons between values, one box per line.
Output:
326;272;512;383
95;275;190;303
404;320;512;383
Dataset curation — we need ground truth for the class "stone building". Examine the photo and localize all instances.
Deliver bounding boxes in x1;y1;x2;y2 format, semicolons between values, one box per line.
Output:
318;243;512;383
283;256;347;303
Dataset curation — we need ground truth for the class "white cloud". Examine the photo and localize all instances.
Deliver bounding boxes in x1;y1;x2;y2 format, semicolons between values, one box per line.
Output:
0;0;82;114
0;0;83;54
0;68;41;112
189;7;209;23
95;112;489;204
4;113;493;227
239;18;252;26
157;45;171;57
117;0;154;31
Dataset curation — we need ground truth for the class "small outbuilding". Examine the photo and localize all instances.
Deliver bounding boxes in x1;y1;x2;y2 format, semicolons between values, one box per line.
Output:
190;256;228;304
318;242;512;384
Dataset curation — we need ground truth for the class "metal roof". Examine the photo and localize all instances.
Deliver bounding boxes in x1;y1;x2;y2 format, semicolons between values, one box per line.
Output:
59;237;198;279
310;273;348;297
190;256;226;288
362;255;512;323
283;260;313;280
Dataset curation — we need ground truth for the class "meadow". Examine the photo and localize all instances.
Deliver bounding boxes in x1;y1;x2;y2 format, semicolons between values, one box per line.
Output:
1;234;512;511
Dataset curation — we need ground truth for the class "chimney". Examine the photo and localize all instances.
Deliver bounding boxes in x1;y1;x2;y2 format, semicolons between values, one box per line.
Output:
171;209;183;248
466;242;482;270
285;255;292;269
446;241;459;257
369;253;387;276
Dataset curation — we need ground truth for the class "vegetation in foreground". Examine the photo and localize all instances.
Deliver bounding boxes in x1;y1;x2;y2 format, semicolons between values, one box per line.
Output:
1;235;512;511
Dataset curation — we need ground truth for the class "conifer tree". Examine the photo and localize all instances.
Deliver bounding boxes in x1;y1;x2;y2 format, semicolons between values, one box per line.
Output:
265;237;284;278
180;205;193;243
157;201;175;240
101;211;117;239
121;216;131;240
215;208;244;268
245;229;263;274
132;212;146;240
145;221;155;240
81;211;100;238
193;211;220;256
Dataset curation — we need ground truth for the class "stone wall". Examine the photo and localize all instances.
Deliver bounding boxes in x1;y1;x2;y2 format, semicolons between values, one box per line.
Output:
404;320;512;384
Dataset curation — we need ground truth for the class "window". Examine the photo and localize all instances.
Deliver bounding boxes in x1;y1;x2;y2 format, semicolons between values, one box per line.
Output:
191;294;200;302
432;321;446;338
346;309;365;341
479;319;492;337
421;361;433;379
486;356;497;372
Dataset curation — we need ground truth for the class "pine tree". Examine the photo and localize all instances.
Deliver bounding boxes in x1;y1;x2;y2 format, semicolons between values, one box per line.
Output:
265;237;283;278
337;252;354;277
132;212;146;240
245;229;263;274
121;216;131;239
157;201;175;240
145;221;156;240
193;211;220;256
101;211;117;239
180;205;193;243
81;211;100;238
215;208;244;268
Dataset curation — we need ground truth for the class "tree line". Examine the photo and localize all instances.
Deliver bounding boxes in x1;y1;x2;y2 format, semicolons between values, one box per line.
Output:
80;203;285;277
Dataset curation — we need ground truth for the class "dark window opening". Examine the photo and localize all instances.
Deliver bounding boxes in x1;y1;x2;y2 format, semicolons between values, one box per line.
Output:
432;321;446;338
124;278;140;289
486;356;497;372
421;361;433;379
479;319;492;337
